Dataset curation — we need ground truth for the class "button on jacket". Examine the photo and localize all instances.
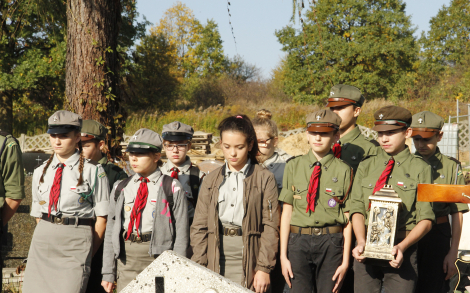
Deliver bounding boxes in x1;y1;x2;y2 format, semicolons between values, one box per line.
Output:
338;126;378;174
30;151;110;218
418;147;469;217
279;150;352;228
261;149;292;192
349;147;435;230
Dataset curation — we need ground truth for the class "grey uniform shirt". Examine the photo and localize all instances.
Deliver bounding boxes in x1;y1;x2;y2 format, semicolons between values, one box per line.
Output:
122;169;170;234
218;159;251;227
161;158;204;218
261;149;292;192
31;151;110;218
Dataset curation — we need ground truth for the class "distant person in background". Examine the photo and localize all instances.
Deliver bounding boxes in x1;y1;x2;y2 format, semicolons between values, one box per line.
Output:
101;128;188;292
191;115;280;293
410;111;469;293
252;109;292;293
0;131;25;276
24;110;110;293
160;121;205;226
80;120;128;293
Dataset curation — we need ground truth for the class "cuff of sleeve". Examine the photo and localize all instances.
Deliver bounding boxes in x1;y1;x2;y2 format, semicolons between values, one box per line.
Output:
94;201;109;217
349;211;364;221
278;192;294;205
102;273;115;283
30;211;42;218
255;265;272;274
173;245;188;258
5;188;25;200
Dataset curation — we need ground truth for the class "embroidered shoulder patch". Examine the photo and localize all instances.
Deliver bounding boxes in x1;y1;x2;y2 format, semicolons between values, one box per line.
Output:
458;170;463;177
98;172;107;178
7;141;17;148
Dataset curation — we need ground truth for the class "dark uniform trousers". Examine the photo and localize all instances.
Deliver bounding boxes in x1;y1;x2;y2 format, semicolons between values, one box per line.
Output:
353;242;418;293
416;222;451;293
287;231;343;293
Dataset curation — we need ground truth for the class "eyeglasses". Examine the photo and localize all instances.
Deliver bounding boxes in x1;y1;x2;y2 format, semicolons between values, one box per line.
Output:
164;143;189;151
257;138;273;147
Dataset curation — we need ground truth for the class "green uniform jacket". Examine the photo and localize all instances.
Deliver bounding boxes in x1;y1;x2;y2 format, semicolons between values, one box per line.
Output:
339;126;378;174
349;147;435;230
417;147;469;218
0;134;25;208
279;150;352;227
98;156;128;191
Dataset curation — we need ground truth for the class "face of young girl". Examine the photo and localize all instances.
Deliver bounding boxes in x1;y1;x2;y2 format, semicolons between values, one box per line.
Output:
129;152;161;177
306;131;338;158
81;140;103;161
221;130;253;172
49;132;81;159
164;140;190;166
254;126;277;163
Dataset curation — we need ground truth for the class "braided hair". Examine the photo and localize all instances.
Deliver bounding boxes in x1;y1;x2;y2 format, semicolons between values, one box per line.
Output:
39;153;54;183
218;114;259;164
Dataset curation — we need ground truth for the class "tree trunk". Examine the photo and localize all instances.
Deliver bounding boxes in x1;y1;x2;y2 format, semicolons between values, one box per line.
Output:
66;0;126;156
0;92;13;134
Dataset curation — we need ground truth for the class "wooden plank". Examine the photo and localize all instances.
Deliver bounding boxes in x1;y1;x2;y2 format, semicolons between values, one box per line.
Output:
417;183;470;203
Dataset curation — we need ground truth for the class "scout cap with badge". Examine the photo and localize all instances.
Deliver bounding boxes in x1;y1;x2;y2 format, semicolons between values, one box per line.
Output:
126;128;163;153
326;84;365;108
372;105;412;132
161;121;194;141
81;120;108;141
306;109;342;133
410;111;444;138
47;110;82;134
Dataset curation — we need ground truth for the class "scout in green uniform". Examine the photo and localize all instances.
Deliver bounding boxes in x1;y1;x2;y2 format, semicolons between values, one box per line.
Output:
80;120;128;293
410;111;469;293
327;84;378;293
327;84;378;173
0;131;25;276
160;121;204;225
350;106;435;293
279;109;352;293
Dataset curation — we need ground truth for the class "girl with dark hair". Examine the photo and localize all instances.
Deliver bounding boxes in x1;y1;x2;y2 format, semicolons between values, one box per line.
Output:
24;110;110;293
191;114;280;293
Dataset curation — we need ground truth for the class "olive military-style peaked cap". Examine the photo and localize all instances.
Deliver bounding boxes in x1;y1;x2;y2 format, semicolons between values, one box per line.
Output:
372;105;412;132
126;128;163;153
326;84;365;107
306;109;342;133
161;121;194;141
81;120;108;141
47;110;82;134
410;111;444;138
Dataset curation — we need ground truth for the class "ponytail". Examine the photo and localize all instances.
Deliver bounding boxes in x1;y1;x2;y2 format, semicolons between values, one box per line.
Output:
218;114;259;164
39;153;54;183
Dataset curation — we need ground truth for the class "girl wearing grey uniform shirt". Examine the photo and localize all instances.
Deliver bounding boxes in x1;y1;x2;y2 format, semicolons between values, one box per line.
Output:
23;110;110;293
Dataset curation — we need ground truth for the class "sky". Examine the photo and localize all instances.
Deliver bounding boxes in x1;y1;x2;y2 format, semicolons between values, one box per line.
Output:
136;0;451;78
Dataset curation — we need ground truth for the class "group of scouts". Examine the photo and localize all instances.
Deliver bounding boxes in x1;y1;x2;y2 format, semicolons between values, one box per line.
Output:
0;84;466;293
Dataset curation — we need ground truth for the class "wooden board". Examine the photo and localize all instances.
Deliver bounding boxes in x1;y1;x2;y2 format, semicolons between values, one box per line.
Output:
417;183;470;204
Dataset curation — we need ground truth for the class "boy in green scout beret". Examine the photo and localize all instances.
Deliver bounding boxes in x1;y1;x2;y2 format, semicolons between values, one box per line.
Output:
327;84;378;173
80;120;128;293
410;111;469;293
350;105;435;292
279;109;353;293
161;121;204;225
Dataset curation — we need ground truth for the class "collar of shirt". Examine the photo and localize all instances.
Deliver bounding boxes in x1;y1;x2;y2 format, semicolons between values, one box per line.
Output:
307;149;335;169
416;147;442;169
380;145;412;168
225;158;251;177
98;155;108;165
262;151;279;168
51;151;81;170
339;126;362;147
165;156;192;173
134;168;163;184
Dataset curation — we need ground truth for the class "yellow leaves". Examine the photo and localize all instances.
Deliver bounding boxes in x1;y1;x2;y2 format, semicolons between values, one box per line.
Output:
343;32;350;38
456;92;463;100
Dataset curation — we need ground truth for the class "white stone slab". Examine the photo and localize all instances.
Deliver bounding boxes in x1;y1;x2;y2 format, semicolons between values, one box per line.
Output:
121;250;252;293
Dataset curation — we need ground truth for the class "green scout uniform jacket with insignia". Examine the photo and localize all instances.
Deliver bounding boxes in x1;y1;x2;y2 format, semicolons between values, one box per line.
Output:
338;126;378;174
98;156;128;191
0;133;25;209
350;147;435;230
418;147;469;217
279;150;352;227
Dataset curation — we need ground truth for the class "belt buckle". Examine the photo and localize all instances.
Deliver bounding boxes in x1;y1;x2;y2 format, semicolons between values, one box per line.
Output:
54;217;63;225
134;236;142;243
313;228;321;236
228;228;237;236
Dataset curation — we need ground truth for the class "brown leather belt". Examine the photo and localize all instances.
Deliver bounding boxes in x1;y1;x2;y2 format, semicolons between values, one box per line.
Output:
221;226;242;237
124;231;152;243
290;225;343;236
41;213;93;226
436;216;449;224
